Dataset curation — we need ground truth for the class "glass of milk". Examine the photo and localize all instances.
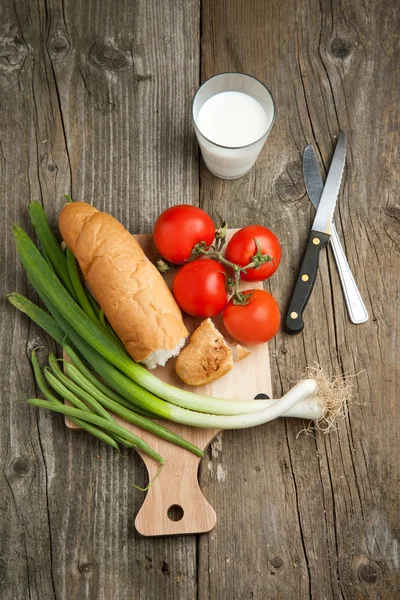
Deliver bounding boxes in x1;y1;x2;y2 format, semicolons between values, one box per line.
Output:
192;72;275;179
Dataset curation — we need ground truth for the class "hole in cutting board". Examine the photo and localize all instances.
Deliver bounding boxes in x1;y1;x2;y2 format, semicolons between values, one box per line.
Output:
167;504;184;522
254;393;270;399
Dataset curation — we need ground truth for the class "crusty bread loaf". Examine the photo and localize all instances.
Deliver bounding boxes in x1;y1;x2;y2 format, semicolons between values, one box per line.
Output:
59;202;188;368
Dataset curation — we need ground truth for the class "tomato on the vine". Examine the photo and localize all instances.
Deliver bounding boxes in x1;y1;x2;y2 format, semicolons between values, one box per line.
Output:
172;259;228;318
222;289;280;344
154;205;215;264
225;225;281;282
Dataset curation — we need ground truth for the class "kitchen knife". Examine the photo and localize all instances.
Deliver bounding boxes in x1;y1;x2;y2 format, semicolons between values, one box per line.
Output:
303;145;368;324
285;131;346;334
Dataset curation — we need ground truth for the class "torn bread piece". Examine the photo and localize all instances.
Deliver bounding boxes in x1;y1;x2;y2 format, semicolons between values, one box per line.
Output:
175;319;232;386
175;319;250;386
232;344;251;363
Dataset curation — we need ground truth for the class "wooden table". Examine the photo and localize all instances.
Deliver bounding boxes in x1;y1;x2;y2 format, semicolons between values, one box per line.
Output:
1;0;399;598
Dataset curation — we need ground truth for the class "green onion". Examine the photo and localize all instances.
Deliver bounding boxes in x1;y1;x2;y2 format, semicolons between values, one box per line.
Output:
28;202;76;298
14;254;304;431
13;225;273;416
105;321;122;345
7;290;203;455
31;351;119;450
98;309;124;348
13;224;128;364
40;293;172;418
86;291;101;318
12;222;322;434
44;363;135;448
46;354;143;448
26;398;164;464
48;351;202;456
51;308;317;431
39;243;53;270
65;243;123;349
63;344;322;421
63;344;154;417
66;248;100;326
6;293;65;345
99;310;106;328
18;295;202;455
41;352;130;445
64;360;203;457
47;354;113;422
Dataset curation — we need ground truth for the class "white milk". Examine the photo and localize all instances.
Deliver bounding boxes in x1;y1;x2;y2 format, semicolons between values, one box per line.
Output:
196;91;269;148
194;88;274;179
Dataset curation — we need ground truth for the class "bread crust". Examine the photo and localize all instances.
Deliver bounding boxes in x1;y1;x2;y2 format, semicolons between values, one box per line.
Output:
175;318;234;386
59;202;188;363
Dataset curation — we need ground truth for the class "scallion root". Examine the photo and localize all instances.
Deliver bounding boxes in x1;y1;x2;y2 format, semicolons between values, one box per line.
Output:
296;364;356;436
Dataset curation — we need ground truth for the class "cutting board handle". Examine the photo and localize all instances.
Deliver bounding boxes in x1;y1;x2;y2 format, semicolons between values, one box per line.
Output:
135;455;216;536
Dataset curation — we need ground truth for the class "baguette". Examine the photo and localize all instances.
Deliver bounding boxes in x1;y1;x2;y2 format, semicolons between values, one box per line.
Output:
59;202;188;368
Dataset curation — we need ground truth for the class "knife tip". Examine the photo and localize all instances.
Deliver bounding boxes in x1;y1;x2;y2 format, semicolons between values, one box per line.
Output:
303;144;314;157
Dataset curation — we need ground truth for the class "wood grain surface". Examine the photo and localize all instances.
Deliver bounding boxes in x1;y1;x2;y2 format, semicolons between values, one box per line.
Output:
0;0;399;598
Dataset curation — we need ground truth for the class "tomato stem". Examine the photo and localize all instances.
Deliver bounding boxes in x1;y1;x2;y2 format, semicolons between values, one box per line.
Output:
156;258;172;272
214;221;228;252
190;236;273;304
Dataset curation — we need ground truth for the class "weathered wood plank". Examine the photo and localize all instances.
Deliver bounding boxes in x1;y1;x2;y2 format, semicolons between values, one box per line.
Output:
0;1;69;599
199;0;400;599
1;0;200;598
1;0;399;598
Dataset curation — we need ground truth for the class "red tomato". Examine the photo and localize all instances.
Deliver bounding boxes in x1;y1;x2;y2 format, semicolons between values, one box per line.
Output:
172;259;228;317
154;205;215;264
225;225;281;281
222;289;280;344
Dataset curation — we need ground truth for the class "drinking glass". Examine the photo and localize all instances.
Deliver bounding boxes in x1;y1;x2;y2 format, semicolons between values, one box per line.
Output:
192;73;275;179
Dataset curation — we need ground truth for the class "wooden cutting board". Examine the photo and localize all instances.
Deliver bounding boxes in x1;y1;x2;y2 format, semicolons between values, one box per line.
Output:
65;231;272;536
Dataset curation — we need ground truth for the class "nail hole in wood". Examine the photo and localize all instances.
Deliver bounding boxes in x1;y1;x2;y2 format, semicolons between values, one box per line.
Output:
167;504;184;522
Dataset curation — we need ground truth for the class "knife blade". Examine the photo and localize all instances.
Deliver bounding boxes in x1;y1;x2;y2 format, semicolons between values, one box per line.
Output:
302;145;324;211
303;144;369;324
285;132;346;334
312;131;346;234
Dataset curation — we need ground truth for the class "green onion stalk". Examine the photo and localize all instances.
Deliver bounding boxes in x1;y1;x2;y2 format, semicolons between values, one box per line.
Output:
46;353;203;456
12;224;281;417
31;349;203;462
28;202;76;299
27;398;164;464
8;304;204;460
9;221;323;438
8;286;321;431
31;350;120;450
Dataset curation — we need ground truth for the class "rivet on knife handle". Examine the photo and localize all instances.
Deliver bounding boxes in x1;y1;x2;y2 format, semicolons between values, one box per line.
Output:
285;231;330;334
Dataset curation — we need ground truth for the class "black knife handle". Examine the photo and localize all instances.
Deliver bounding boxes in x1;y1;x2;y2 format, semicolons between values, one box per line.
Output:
285;230;330;334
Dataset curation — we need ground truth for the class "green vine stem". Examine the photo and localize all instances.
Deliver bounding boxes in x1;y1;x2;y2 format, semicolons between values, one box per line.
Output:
191;231;273;305
154;221;274;305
